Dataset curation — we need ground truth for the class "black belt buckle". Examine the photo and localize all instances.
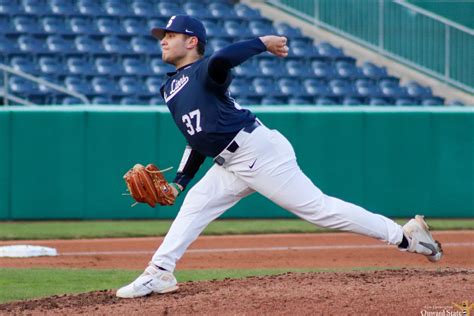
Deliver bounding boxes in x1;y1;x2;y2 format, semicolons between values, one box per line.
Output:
214;156;225;166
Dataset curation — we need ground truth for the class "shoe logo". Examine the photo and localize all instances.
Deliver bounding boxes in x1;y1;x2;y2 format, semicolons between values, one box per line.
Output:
419;241;437;255
249;159;257;169
185;29;194;33
141;279;154;288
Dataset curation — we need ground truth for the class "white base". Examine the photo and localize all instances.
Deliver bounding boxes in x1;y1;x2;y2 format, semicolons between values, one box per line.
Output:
0;245;58;258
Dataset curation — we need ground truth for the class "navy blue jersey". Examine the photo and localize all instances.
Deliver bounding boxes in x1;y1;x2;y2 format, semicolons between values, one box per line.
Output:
161;58;256;157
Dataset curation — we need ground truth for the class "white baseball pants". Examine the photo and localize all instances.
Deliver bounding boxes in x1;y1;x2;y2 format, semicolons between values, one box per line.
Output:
152;124;404;272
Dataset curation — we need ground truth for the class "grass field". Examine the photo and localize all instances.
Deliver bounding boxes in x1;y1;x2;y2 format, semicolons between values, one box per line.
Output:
0;218;473;240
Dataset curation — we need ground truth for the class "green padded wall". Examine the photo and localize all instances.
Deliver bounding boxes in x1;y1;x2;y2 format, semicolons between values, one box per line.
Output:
0;111;10;219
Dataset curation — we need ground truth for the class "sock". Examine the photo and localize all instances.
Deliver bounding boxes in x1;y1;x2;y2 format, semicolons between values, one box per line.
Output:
398;235;409;249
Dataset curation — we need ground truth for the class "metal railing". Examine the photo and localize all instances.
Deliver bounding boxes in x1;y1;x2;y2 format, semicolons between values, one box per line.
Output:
0;64;91;106
267;0;474;94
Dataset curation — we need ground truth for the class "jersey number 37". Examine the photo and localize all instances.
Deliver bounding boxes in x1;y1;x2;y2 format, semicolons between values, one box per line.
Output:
182;109;202;135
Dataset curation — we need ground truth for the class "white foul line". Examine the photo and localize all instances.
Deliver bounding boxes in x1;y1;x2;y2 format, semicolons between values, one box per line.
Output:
60;242;473;256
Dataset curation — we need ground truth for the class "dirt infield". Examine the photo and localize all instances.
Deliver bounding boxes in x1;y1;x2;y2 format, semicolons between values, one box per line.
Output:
1;231;473;314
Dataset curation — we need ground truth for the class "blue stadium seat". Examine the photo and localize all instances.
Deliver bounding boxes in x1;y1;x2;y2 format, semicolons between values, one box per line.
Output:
421;97;444;106
209;2;238;19
39;56;68;75
120;96;144;105
18;35;49;54
234;96;260;106
315;97;338;105
42;16;74;35
252;77;284;97
209;38;232;52
50;0;80;16
95;57;124;76
157;2;185;17
70;17;100;35
149;96;165;105
102;36;134;55
395;98;418;106
335;61;362;80
62;96;83;105
92;96;114;105
278;78;310;97
67;57;97;76
147;18;167;32
234;3;262;20
119;76;149;95
0;0;24;15
405;81;433;98
311;61;336;80
47;35;78;54
447;99;464;106
354;79;381;99
249;20;276;37
77;0;106;16
287;96;312;105
92;76;122;95
123;18;149;36
0;15;16;34
150;58;174;75
122;57;153;76
38;75;61;96
97;17;127;36
274;22;305;40
75;35;106;54
285;60;313;78
10;56;40;75
303;78;331;97
183;2;213;19
145;77;162;94
379;81;408;99
289;40;319;59
342;97;364;106
329;79;355;98
23;0;52;15
104;0;133;17
9;76;39;95
13;15;43;35
233;61;262;78
64;76;94;95
361;62;389;80
202;19;229;39
0;35;21;55
131;36;161;55
229;78;256;97
224;21;253;39
259;59;288;77
261;96;286;105
369;97;391;106
131;1;158;17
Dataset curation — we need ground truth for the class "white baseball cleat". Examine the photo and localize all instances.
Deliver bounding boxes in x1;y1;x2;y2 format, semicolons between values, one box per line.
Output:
401;215;443;262
116;263;178;298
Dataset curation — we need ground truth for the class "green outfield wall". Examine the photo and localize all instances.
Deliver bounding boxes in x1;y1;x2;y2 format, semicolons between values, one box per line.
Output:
0;106;473;220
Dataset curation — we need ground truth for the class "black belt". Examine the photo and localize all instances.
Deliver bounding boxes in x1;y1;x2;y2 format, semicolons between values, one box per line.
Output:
214;121;260;166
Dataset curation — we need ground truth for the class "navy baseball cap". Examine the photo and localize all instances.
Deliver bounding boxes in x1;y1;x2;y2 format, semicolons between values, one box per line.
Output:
151;15;207;44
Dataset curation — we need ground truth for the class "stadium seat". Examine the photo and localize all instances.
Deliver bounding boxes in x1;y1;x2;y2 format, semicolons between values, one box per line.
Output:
315;97;338;105
47;35;78;54
329;79;355;98
249;20;276;37
259;59;288;77
260;96;287;105
288;96;312;105
289;40;319;59
379;81;407;99
0;15;16;34
0;35;21;55
9;76;39;95
311;61;336;80
209;2;238;19
209;38;232;52
95;57;124;76
335;61;362;80
39;56;68;76
147;18;166;32
42;16;74;35
23;0;52;15
75;36;106;54
67;57;97;76
62;96;83;105
369;97;391;106
233;61;262;78
119;76;149;95
38;75;62;95
224;21;253;39
229;78;256;97
234;96;260;106
234;3;262;20
91;76;122;95
285;60;313;78
405;81;433;98
97;17;127;36
183;2;213;19
447;99;464;106
252;77;284;97
50;0;79;15
278;78;310;97
157;2;185;17
316;42;344;60
0;0;24;14
303;78;331;97
145;77;162;94
361;62;391;81
150;58;174;75
123;18;149;36
395;98;418;106
102;36;134;55
122;57;153;76
13;15;43;35
70;17;100;35
10;56;40;75
202;20;229;39
354;79;381;99
149;96;165;105
421;97;444;106
274;22;305;40
18;35;49;54
342;97;364;106
131;36;161;55
77;0;106;16
104;0;133;17
131;1;158;17
64;76;94;95
120;96;144;105
91;96;114;105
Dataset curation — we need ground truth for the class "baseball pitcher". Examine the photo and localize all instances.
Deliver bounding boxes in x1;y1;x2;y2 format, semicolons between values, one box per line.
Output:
117;15;443;298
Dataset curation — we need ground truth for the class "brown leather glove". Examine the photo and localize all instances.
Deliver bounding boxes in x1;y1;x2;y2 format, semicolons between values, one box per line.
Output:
123;163;179;207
